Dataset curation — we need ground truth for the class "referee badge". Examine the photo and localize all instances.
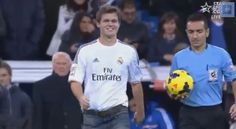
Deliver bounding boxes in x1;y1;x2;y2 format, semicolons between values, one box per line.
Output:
208;69;218;81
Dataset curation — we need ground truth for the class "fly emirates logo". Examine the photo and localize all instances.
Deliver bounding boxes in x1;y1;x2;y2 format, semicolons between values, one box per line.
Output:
92;67;121;81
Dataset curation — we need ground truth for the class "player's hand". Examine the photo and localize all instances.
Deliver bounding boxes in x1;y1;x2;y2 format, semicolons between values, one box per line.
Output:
78;95;89;111
229;104;236;120
174;94;187;100
133;110;145;124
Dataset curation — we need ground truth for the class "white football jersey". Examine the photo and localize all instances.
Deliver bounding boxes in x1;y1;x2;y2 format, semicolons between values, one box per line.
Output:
69;39;142;111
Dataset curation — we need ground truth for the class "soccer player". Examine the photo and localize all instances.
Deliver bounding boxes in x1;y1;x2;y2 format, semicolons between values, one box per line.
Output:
68;5;145;129
170;13;236;129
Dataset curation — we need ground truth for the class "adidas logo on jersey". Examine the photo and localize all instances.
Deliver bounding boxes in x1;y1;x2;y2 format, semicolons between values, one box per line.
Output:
93;58;99;63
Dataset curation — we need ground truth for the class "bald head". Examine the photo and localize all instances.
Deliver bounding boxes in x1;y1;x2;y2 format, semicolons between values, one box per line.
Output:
52;52;72;76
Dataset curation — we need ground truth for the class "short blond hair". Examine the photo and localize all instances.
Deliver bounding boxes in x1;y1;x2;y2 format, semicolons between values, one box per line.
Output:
52;52;72;63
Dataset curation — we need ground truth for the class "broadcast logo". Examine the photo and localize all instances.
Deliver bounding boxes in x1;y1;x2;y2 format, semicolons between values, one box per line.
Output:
200;2;235;19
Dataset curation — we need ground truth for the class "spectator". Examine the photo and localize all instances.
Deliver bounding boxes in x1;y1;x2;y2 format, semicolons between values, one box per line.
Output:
0;0;44;60
0;59;32;129
0;8;5;38
59;12;98;58
129;99;175;129
139;0;202;22
223;17;236;64
0;84;9;129
0;8;6;59
118;0;150;59
38;0;64;60
208;17;227;50
148;12;188;65
33;52;82;129
47;0;89;56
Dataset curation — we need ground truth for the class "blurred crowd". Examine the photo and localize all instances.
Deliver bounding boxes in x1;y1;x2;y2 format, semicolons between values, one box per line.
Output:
0;0;235;64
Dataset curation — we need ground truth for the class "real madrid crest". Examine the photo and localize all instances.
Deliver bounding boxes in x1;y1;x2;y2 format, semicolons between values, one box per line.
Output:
117;57;123;64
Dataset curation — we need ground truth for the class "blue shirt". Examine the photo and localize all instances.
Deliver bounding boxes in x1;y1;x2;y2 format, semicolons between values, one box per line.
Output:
209;22;227;50
171;44;236;107
129;102;175;129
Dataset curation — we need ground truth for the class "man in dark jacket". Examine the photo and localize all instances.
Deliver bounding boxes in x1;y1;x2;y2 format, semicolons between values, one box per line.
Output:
0;8;5;38
0;86;8;129
33;52;82;129
0;8;6;58
0;59;32;129
0;0;44;60
118;0;150;60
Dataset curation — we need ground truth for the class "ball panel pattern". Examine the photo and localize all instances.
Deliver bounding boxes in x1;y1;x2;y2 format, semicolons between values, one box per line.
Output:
166;70;193;99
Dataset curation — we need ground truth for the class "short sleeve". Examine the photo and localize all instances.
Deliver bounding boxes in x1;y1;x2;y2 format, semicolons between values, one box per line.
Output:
68;47;86;83
128;49;142;84
221;51;236;82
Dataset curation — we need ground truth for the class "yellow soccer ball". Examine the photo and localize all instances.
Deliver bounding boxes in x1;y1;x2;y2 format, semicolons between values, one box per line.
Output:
166;70;194;99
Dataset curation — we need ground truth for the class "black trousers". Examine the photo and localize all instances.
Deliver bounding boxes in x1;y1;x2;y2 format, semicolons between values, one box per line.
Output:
179;104;228;129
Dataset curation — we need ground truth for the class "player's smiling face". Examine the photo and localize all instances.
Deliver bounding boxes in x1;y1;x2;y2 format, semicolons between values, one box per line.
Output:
97;13;120;38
